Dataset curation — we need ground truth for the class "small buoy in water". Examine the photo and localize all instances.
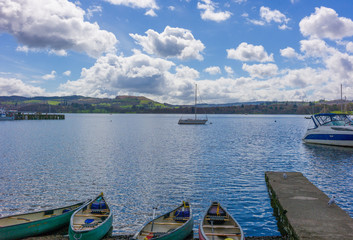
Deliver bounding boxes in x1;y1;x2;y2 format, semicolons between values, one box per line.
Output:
275;120;277;122
210;122;213;124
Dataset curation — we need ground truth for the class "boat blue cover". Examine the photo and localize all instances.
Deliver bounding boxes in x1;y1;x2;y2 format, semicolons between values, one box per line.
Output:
85;219;95;224
174;209;190;218
208;206;225;216
91;199;107;209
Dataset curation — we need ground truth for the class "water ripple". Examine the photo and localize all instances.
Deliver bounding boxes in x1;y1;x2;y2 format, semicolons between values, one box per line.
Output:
0;114;352;237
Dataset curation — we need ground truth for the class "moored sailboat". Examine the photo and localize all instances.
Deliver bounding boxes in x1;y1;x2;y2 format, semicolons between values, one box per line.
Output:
178;84;208;124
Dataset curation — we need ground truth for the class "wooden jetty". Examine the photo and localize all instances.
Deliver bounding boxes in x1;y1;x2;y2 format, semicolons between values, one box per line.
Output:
14;112;65;120
265;171;353;240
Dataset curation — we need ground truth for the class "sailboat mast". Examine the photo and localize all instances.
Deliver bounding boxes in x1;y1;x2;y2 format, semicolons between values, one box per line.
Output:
195;84;197;120
341;84;343;113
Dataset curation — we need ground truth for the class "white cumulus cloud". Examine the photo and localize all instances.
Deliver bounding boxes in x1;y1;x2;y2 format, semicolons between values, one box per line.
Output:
145;9;157;17
227;42;274;62
42;71;57;80
130;26;205;60
86;5;102;20
346;42;353;53
300;39;335;58
299;7;353;40
280;47;304;60
325;52;353;80
63;71;71;77
104;0;159;16
204;66;221;75
104;0;158;9
59;51;175;98
242;63;278;79
246;6;289;29
260;6;290;29
0;77;46;97
224;66;234;75
197;0;232;22
0;0;118;58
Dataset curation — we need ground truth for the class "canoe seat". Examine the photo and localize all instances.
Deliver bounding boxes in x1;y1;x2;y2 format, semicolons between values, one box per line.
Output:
153;222;184;225
9;217;31;222
154;232;167;237
206;216;229;221
91;209;108;214
205;232;241;237
140;232;166;237
44;210;54;215
203;224;239;229
75;214;109;217
82;222;98;228
173;216;188;221
82;219;98;228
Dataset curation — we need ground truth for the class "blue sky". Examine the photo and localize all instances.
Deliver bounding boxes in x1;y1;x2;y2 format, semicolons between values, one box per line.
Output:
1;0;353;104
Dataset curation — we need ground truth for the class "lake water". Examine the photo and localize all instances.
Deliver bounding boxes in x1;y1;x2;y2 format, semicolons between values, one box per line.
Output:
0;114;352;237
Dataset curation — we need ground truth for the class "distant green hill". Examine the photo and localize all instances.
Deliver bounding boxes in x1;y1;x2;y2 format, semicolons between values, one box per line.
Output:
0;95;175;113
0;95;352;114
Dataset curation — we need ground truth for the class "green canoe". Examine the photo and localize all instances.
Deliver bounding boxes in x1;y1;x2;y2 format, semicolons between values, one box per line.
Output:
69;193;113;240
132;201;194;240
0;201;85;240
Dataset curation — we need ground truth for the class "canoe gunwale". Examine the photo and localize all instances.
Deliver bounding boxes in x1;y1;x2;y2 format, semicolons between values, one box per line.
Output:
132;202;193;240
199;202;244;240
0;201;86;240
0;201;86;228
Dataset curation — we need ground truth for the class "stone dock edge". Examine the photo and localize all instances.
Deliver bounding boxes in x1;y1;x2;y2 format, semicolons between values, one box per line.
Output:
265;171;353;240
265;172;297;239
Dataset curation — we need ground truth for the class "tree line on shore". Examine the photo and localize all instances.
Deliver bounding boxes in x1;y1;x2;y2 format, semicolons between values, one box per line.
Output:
0;95;352;115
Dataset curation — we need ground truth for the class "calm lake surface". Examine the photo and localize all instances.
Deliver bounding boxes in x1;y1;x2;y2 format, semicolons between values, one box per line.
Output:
1;114;353;236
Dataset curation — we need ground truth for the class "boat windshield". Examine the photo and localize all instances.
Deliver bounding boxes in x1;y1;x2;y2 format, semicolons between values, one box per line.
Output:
314;114;352;126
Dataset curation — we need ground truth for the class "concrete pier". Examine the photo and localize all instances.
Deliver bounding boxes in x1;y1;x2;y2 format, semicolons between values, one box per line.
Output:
265;171;353;240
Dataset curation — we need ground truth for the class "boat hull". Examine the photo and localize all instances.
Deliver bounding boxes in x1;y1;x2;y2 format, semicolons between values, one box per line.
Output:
152;217;193;240
178;119;207;125
0;116;14;121
199;202;244;240
303;129;353;147
0;202;84;240
69;215;113;240
69;194;113;240
132;202;193;240
303;113;353;147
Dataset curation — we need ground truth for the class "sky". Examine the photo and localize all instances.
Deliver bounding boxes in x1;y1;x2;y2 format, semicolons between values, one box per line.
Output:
1;0;353;104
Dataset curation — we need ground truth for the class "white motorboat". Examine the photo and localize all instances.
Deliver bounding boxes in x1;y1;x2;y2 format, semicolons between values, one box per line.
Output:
303;113;353;147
